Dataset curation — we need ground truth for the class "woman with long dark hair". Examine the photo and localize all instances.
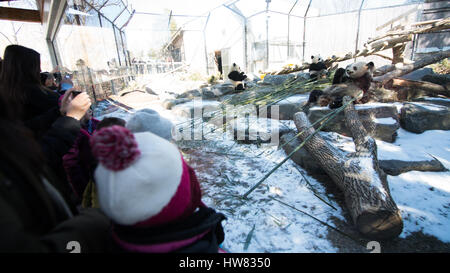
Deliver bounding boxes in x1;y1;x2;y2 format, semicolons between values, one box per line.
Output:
0;45;57;119
0;44;93;205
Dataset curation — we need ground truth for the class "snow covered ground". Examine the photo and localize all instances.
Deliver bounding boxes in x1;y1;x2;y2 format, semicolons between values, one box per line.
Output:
93;79;450;252
324;129;450;243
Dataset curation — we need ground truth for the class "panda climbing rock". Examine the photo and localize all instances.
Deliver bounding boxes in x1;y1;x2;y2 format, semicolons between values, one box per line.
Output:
228;63;248;91
306;61;375;109
309;55;327;80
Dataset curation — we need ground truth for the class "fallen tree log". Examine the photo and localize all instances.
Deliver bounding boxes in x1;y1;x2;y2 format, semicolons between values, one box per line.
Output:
386;78;450;98
367;18;450;44
373;49;450;84
266;18;450;76
269;35;413;75
293;96;403;239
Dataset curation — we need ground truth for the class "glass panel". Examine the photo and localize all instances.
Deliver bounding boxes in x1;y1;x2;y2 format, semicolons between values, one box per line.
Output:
114;26;126;65
269;0;299;15
304;12;359;62
100;0;126;21
114;9;131;28
54;6;118;71
85;0;110;10
308;0;363;17
0;0;37;10
0;21;52;71
290;1;310;17
363;0;424;10
234;0;267;18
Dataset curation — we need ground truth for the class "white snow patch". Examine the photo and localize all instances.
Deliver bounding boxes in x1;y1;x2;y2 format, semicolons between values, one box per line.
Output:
410;102;447;112
378;129;450;169
277;94;309;105
325;129;450;169
321;129;450;242
372;117;397;125
389;171;450;242
354;102;396;110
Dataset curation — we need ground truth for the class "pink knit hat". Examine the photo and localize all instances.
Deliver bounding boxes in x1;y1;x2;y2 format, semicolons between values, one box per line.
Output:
90;125;202;227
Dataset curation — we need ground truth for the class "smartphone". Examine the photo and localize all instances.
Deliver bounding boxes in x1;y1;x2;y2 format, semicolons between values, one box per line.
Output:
71;91;82;97
60;82;73;91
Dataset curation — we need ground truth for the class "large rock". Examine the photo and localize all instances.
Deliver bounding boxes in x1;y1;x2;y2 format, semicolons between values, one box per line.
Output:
200;83;236;99
259;94;309;120
171;100;221;119
145;86;158;95
220;86;274;105
400;102;450;133
307;104;400;142
211;83;235;96
411;97;450;108
262;74;296;85
161;98;191;110
379;159;447;176
421;73;450;88
176;89;202;99
401;68;434;81
229;117;292;144
282;132;447;176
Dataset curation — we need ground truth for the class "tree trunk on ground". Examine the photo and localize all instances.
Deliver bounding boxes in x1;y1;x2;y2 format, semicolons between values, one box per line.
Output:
293;97;403;239
386;78;450;98
373;49;450;84
266;18;450;76
392;44;406;64
269;34;413;75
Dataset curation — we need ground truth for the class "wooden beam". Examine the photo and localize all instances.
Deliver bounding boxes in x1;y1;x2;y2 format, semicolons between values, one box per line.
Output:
0;7;42;23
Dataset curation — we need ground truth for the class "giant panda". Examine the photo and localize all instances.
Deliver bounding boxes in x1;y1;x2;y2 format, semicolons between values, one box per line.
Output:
228;63;248;91
309;55;327;80
332;61;374;93
306;61;375;109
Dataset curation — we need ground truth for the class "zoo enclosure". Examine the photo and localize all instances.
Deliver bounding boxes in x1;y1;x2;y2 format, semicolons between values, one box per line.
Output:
1;0;448;102
127;0;448;77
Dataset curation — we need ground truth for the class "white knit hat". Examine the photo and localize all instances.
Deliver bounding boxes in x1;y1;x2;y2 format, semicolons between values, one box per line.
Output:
91;126;198;226
126;108;173;140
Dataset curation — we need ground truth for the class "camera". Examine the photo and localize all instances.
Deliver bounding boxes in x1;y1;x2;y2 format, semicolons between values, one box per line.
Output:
71;91;82;97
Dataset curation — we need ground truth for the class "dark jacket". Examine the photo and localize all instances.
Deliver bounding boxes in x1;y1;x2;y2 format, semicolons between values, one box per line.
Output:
111;207;226;253
18;85;83;206
0;117;110;252
22;84;61;138
0;168;110;252
38;116;84;209
63;118;100;199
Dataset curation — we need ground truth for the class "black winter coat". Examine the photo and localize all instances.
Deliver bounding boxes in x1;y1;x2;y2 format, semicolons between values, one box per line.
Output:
0;115;110;253
22;84;61;138
111;207;226;253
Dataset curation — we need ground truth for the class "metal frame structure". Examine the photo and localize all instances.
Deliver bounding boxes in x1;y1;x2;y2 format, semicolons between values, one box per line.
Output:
5;0;439;75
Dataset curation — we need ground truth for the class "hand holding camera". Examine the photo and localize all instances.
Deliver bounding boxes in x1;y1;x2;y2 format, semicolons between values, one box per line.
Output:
60;88;91;121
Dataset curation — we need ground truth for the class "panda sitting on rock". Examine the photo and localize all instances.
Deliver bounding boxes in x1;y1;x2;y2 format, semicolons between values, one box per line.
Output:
306;61;375;109
228;63;248;91
309;55;328;80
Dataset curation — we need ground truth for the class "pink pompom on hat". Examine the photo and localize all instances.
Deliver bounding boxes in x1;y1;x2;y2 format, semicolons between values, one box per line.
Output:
90;125;202;227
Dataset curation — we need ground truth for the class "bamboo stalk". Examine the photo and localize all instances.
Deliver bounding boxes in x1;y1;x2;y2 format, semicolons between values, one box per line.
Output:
269;196;364;245
243;97;357;199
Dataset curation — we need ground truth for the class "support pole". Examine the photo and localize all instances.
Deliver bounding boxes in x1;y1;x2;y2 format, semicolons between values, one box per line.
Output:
287;0;299;58
223;4;248;72
302;0;312;63
203;12;211;75
244;19;248;72
265;0;271;70
354;0;366;62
